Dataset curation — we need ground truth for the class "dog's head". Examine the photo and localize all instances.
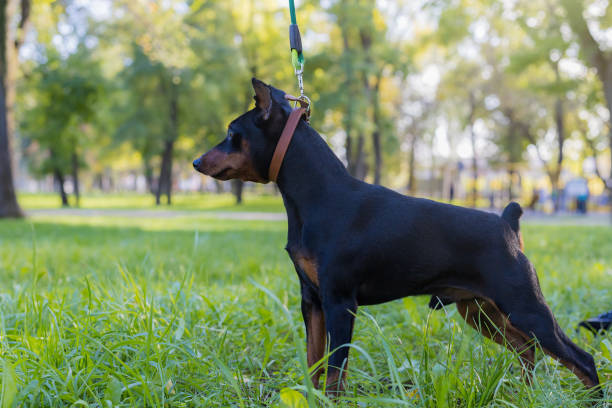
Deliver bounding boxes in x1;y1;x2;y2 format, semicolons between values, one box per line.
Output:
192;78;293;183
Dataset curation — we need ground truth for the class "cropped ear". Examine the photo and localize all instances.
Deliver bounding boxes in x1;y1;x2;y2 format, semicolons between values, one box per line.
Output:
252;78;272;120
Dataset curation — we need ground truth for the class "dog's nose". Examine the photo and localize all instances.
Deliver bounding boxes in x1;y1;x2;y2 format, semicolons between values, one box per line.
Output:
193;158;201;169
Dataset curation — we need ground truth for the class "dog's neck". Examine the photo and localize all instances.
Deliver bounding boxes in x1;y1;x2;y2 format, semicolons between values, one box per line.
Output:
275;121;351;220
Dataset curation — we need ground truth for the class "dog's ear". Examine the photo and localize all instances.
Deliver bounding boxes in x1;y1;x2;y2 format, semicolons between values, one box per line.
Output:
252;78;272;120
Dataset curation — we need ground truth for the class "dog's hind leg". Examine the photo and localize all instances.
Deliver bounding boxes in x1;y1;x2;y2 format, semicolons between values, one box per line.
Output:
492;256;599;389
456;298;535;383
500;298;599;389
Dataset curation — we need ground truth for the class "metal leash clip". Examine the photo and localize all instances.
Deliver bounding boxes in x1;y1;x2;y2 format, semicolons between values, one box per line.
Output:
284;92;311;123
288;12;310;122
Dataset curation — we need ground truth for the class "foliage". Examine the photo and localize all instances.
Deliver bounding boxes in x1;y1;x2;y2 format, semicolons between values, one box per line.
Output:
8;0;612;208
20;47;103;178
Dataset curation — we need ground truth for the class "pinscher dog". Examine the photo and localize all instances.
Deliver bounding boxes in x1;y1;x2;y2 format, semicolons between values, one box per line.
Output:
193;78;599;393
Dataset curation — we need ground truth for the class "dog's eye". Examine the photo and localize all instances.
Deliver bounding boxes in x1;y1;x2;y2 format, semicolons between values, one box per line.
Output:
231;133;242;149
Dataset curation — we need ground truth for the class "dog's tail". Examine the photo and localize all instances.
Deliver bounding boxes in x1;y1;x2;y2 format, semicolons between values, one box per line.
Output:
501;201;524;251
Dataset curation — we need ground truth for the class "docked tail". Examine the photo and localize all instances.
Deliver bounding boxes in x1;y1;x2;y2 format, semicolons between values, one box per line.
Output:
502;201;524;251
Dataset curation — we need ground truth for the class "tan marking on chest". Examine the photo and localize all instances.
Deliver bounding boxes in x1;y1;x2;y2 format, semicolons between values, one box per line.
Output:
296;255;319;286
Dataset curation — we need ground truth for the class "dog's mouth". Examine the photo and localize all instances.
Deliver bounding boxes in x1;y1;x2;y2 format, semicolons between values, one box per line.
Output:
211;167;233;180
194;163;232;179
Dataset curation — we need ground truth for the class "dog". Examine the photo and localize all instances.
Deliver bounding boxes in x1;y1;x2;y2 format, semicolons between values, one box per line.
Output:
193;78;599;394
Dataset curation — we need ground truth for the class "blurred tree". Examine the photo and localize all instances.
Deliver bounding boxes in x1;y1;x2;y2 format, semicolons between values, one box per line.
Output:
311;0;409;184
185;0;292;202
561;0;612;210
0;0;30;218
111;0;196;205
10;0;610;213
20;48;102;206
438;62;486;207
115;44;178;197
509;0;577;212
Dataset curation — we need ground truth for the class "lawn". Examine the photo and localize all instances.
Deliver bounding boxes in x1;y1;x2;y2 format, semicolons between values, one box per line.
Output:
17;193;285;213
1;214;611;407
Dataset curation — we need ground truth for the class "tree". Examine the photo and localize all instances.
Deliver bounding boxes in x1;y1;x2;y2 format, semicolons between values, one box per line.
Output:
310;0;409;184
109;0;195;205
508;1;576;212
438;61;488;207
0;0;30;218
561;0;612;213
20;48;101;206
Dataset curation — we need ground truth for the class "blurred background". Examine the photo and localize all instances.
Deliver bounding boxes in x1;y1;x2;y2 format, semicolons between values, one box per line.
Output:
1;3;611;405
1;0;611;217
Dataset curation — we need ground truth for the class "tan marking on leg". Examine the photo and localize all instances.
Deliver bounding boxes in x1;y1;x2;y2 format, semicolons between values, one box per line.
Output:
297;255;319;286
519;232;524;252
307;307;326;388
325;367;347;396
460;297;598;389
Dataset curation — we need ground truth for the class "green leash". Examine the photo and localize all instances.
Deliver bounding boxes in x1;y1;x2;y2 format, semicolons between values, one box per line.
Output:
287;0;310;118
288;0;304;72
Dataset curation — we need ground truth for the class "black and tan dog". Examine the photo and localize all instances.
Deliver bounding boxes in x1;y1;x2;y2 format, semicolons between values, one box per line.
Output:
193;78;599;393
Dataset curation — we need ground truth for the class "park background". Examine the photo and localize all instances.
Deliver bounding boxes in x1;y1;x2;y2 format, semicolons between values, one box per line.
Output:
1;0;612;407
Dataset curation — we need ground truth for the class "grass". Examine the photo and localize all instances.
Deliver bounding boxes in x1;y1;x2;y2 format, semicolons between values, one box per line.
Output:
18;192;285;213
0;213;611;406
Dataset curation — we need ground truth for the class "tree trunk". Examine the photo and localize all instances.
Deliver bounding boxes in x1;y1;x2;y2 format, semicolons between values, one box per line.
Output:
371;75;383;185
71;148;80;207
347;134;367;180
353;133;366;180
339;0;356;175
468;92;478;207
54;168;69;207
346;128;352;172
214;180;223;193
372;131;382;184
156;139;174;205
407;133;417;194
359;28;381;183
144;157;154;194
552;94;565;212
231;179;243;205
429;139;436;198
507;169;514;201
560;0;611;219
0;79;20;217
0;0;24;218
164;151;172;205
156;79;178;205
549;172;560;213
94;173;103;191
470;130;477;207
602;62;612;220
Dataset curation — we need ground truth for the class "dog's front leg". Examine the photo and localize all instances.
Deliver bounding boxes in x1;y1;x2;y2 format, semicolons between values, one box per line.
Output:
322;294;357;394
300;283;326;388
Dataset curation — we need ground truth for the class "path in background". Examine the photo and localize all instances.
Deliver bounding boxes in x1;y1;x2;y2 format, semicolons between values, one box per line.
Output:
27;208;612;225
28;208;286;221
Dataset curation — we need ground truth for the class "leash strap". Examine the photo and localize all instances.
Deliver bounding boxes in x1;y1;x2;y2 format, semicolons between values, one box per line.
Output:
288;0;310;115
288;0;304;71
268;107;306;182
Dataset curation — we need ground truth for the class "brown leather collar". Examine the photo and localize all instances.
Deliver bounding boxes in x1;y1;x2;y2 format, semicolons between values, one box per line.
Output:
268;107;306;182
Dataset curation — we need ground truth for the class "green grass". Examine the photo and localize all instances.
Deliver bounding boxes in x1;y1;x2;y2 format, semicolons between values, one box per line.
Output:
1;215;611;407
18;192;285;213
